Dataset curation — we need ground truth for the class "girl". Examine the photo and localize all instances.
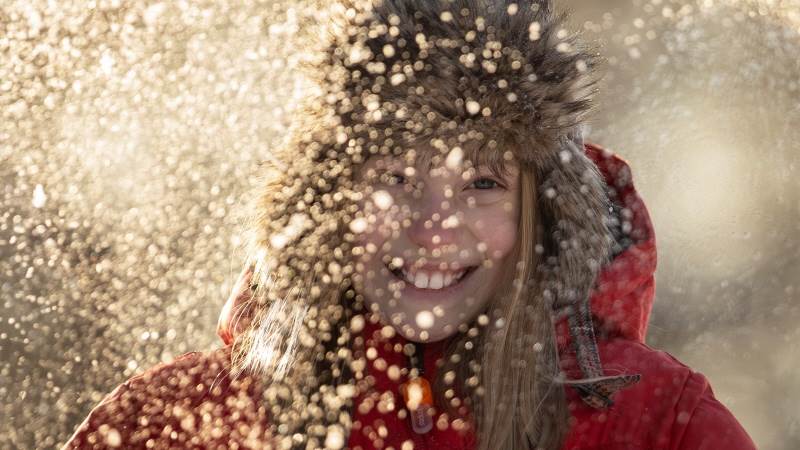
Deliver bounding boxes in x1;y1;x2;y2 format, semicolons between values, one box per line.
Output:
65;1;756;449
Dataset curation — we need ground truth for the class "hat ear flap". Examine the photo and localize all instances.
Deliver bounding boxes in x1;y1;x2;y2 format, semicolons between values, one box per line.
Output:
566;124;587;153
538;132;641;408
538;132;612;312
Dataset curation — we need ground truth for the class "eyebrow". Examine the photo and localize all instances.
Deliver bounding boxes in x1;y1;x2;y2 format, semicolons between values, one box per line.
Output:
359;160;518;194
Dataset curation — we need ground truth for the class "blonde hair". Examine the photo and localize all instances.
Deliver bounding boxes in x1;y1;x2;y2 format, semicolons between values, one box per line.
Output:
430;166;569;450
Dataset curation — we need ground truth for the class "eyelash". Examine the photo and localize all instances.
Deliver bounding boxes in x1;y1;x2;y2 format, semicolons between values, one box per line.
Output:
379;172;505;190
469;177;503;190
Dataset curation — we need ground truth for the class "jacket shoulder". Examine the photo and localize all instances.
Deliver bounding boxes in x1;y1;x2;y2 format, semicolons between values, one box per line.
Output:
62;347;271;449
564;339;755;450
669;371;757;450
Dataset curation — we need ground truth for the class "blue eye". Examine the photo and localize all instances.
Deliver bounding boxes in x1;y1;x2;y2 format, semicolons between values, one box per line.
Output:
470;177;501;190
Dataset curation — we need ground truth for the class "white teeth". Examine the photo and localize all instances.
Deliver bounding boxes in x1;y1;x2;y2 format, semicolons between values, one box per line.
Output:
414;272;429;289
429;272;443;289
443;272;453;286
405;270;415;283
398;267;469;290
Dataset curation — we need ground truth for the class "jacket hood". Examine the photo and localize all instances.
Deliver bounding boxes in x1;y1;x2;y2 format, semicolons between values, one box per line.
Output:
556;143;657;347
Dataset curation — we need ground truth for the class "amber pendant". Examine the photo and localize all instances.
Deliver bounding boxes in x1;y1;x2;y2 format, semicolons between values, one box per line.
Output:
400;376;434;434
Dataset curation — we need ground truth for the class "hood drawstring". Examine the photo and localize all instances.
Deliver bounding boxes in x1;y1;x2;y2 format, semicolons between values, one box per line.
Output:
400;342;434;434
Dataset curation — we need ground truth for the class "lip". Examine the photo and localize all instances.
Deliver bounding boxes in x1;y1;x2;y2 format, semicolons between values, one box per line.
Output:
385;262;478;299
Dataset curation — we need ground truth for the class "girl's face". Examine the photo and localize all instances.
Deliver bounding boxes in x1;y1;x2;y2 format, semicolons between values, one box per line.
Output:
352;149;521;342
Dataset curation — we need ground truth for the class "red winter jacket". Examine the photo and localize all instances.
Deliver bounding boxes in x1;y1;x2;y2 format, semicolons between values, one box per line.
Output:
63;143;757;450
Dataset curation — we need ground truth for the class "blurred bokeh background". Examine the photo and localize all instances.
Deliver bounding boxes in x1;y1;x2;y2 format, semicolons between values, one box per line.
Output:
1;0;797;448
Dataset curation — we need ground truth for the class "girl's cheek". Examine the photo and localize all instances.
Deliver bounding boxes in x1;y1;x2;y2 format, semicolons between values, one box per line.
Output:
464;202;518;260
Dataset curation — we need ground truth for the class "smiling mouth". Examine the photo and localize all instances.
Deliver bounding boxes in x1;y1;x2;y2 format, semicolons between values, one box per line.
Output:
385;263;478;290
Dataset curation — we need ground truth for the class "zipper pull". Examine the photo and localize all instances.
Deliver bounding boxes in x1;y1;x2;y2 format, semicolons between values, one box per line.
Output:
401;342;434;434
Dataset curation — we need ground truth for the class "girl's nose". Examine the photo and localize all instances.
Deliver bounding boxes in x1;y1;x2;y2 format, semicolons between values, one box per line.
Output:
405;187;461;252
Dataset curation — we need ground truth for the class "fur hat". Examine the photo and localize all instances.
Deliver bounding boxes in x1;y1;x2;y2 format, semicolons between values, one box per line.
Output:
256;0;639;409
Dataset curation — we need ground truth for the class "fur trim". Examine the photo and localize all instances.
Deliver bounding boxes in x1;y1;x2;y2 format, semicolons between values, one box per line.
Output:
306;0;603;160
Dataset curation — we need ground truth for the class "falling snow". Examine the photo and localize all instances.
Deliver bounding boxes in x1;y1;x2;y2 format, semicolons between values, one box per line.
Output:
0;0;798;449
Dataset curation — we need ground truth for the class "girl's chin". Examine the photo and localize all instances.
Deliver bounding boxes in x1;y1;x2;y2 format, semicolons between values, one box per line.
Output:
366;307;458;343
